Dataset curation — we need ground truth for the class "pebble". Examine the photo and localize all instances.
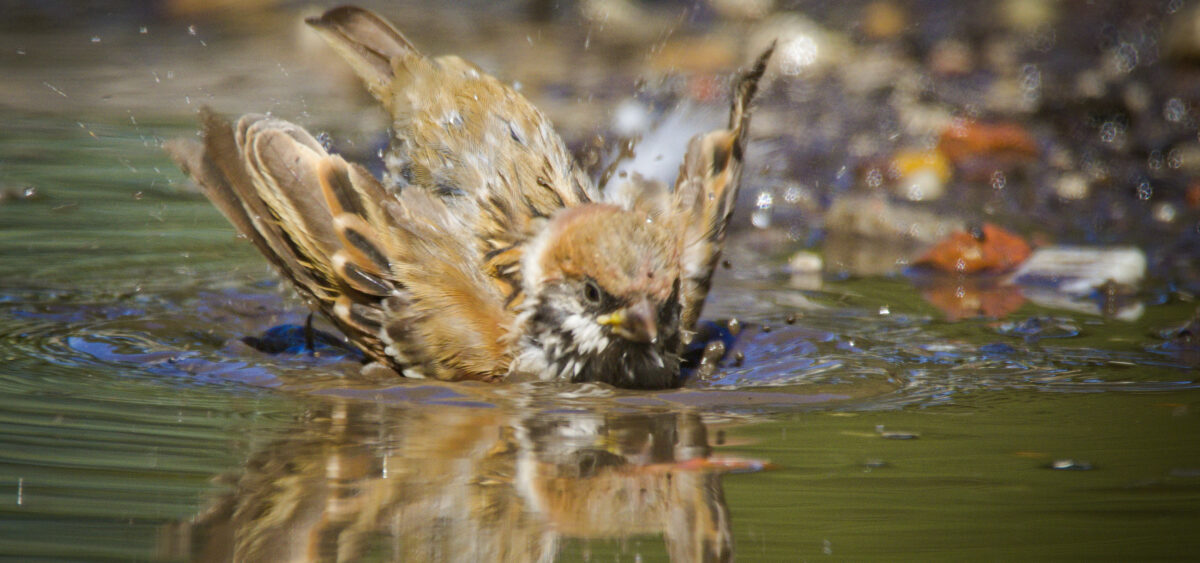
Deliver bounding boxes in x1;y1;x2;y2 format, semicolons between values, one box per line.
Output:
750;13;852;81
825;194;966;244
929;38;974;75
786;250;823;274
0;186;41;203
998;0;1057;32
1166;3;1200;61
709;0;775;21
1009;246;1147;295
861;1;908;41
876;425;920;439
890;148;951;201
986;75;1040;114
1154;202;1177;224
1049;459;1094;471
1168;143;1200;175
1054;172;1090;200
650;35;738;74
1073;69;1106;99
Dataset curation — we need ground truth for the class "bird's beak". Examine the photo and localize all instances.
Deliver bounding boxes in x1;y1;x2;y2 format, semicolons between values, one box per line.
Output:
598;298;658;344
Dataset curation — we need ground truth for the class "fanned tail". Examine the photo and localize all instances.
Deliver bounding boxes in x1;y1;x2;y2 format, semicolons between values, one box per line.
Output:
672;45;773;334
304;5;416;113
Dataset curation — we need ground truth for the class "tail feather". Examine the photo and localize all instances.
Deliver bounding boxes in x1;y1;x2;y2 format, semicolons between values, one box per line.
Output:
305;6;417;112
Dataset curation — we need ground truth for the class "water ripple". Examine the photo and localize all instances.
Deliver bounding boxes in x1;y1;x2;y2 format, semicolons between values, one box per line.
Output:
1;281;1195;413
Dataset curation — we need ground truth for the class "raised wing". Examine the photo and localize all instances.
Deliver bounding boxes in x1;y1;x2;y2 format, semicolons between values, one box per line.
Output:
671;46;772;333
307;6;597;306
166;109;512;380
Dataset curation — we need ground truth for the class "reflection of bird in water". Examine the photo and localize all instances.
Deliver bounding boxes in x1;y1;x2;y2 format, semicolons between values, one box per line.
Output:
161;399;759;562
166;5;773;389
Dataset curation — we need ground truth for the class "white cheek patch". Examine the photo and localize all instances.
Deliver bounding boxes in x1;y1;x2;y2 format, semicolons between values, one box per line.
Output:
561;312;609;355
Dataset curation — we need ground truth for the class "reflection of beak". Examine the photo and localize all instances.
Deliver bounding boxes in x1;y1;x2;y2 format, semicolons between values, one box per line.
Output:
598;299;658;344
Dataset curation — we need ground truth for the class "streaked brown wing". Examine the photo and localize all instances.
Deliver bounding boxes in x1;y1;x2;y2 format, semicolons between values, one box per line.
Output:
307;6;597;306
167;109;512;380
671;45;773;334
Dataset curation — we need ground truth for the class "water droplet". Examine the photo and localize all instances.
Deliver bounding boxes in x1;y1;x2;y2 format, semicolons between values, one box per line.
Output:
1164;98;1187;123
779;34;819;75
783;185;803;204
1111;42;1138;73
1020;63;1041;104
1167;148;1183;169
865;168;883;188
751;190;774;228
139;26;148;35
1099;121;1124;144
1136;180;1153;200
187;25;197;36
990;170;1007;191
316;132;333;151
1148;150;1164;171
878;305;890;316
755;191;774;209
90;36;101;43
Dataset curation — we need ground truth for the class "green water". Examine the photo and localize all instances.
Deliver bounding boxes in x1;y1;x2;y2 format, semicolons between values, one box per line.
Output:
1;114;1196;561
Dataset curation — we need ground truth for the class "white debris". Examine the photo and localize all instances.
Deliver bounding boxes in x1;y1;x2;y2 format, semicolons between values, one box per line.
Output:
1008;246;1146;294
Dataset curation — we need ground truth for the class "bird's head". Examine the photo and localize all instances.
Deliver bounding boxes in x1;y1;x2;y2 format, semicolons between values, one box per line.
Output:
516;204;683;388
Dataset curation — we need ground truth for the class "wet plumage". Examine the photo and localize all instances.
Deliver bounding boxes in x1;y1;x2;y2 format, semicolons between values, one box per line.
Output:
166;5;771;389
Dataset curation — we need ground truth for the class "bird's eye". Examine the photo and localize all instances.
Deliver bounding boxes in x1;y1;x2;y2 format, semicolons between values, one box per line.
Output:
583;280;602;305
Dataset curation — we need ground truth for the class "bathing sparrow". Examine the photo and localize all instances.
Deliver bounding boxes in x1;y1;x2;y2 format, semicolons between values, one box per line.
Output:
166;6;771;389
